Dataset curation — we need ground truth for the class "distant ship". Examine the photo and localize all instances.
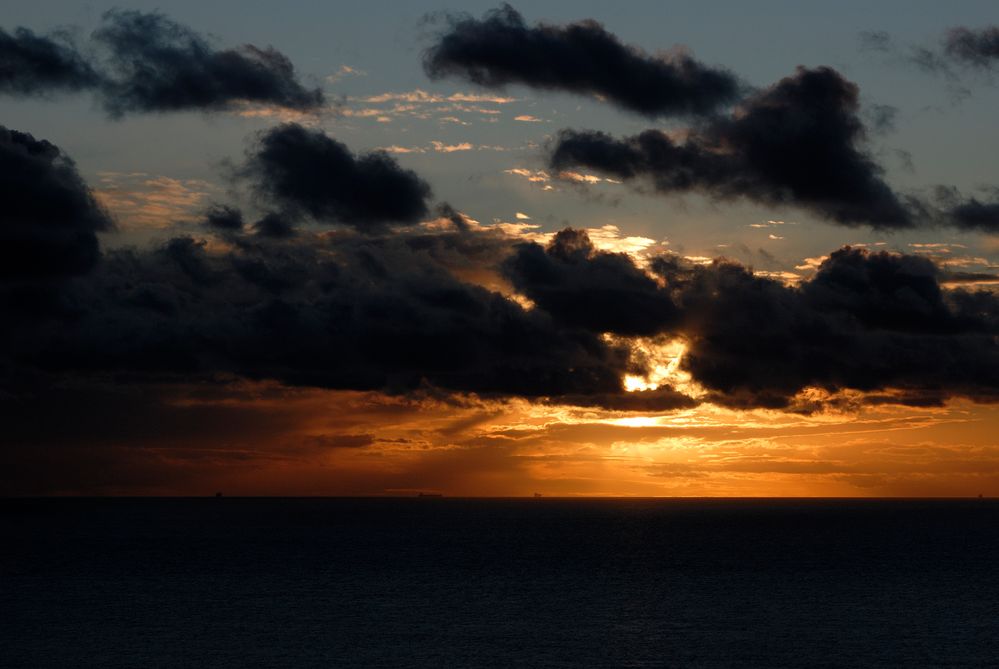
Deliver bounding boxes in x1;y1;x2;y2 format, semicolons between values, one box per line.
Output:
533;493;543;498
417;492;443;498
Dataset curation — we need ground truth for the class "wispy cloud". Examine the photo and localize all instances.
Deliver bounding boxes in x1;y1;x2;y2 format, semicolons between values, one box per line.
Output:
326;65;366;83
94;172;217;229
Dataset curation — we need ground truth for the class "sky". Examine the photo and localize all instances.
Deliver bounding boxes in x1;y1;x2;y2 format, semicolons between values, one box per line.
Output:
2;1;999;496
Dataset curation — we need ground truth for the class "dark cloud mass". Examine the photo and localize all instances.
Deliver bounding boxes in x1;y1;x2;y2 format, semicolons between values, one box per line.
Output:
0;127;634;407
550;67;915;229
239;124;433;229
0;27;100;95
505;230;999;409
932;186;999;233
948;198;999;233
2;112;998;420
0;11;322;114
503;228;679;336
945;26;999;67
0;229;636;407
0;126;112;279
2;215;999;413
253;212;297;238
661;247;999;409
93;9;323;115
203;204;244;231
423;4;740;117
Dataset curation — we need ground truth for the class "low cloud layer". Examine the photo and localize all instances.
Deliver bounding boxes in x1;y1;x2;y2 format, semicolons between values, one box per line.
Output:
507;230;999;409
2;229;638;407
0;10;323;115
423;4;740;117
3;124;998;415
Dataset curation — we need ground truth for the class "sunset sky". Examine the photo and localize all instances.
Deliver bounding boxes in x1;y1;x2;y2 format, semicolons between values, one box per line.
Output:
3;0;999;496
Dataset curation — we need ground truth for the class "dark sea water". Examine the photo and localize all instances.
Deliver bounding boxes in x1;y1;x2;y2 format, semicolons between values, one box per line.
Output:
2;498;998;668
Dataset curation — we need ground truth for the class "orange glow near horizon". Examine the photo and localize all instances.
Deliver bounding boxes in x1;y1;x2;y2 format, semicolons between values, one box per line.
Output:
10;381;999;498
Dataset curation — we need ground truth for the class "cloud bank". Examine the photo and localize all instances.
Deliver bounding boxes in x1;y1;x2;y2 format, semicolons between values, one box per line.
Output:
3;124;998;416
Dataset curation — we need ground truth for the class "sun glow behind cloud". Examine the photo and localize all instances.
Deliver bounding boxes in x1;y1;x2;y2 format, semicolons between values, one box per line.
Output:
12;379;996;497
4;5;999;501
622;338;690;393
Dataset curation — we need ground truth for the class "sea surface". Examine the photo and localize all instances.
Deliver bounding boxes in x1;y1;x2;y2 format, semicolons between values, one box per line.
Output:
2;498;997;668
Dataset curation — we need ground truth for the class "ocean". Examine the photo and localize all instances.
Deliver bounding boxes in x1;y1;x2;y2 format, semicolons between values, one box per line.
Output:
2;498;997;667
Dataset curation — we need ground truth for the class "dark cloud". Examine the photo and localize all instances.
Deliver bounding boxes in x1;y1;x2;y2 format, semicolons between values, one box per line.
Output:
0;11;322;115
238;124;433;229
2;216;999;416
656;246;999;409
2;124;996;416
503;229;999;409
502;228;679;336
253;212;297;238
0;126;112;280
947;198;999;233
93;9;323;115
939;270;999;285
0;27;100;96
932;186;999;233
423;4;740;117
0;224;651;410
203;204;244;231
945;26;999;68
549;67;915;229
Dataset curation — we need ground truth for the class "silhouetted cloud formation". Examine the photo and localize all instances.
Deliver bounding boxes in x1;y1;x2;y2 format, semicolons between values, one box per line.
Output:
945;26;999;68
549;67;915;229
203;204;244;231
948;199;999;232
932;186;999;233
3;215;999;411
239;124;433;229
0;27;100;95
506;231;999;409
423;4;740;117
503;228;679;336
0;228;643;408
657;247;999;409
0;11;323;115
253;212;296;238
0;126;112;279
93;10;323;115
3;125;998;414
